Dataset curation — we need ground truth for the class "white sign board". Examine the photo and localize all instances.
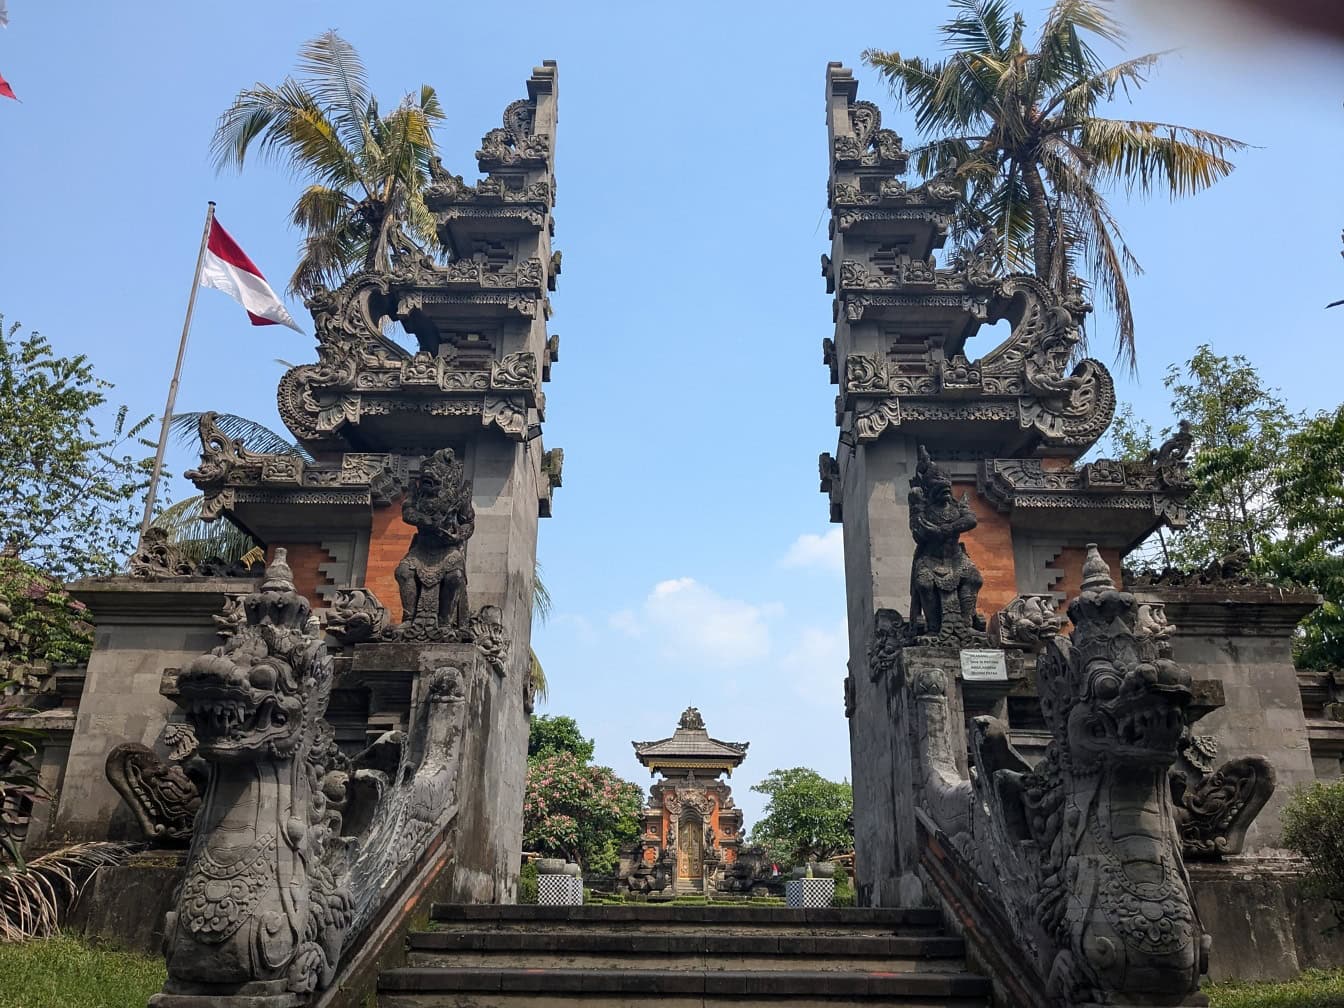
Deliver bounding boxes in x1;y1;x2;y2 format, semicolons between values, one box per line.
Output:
959;649;1008;682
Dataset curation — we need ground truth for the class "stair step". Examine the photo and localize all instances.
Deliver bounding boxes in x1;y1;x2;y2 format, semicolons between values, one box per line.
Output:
429;903;944;933
378;966;992;1006
408;929;967;971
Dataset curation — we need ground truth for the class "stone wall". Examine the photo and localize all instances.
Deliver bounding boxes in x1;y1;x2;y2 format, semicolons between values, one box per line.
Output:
1153;587;1321;854
1191;861;1342;981
45;577;255;846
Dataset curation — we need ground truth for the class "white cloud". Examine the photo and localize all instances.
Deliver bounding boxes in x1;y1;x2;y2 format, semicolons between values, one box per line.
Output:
780;528;844;574
611;577;772;666
779;617;850;700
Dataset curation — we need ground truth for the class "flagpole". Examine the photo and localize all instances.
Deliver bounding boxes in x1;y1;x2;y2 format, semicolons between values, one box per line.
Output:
138;201;215;544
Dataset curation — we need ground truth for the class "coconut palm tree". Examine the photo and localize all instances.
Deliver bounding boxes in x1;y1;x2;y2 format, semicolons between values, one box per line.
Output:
864;0;1247;366
211;30;445;296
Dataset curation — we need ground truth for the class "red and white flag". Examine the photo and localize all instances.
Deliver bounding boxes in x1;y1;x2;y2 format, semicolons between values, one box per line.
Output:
0;72;16;102
200;218;303;332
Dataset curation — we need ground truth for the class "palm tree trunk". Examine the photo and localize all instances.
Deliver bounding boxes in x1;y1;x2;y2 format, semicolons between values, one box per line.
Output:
1022;162;1053;280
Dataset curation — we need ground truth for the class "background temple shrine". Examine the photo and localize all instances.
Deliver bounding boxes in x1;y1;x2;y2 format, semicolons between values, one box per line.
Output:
629;707;748;895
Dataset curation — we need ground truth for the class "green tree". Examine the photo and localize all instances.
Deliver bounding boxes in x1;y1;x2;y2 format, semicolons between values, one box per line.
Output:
528;714;594;763
522;748;642;875
1260;406;1344;671
748;768;853;869
1282;780;1344;925
211;30;445;296
1111;346;1302;570
0;318;156;581
864;0;1245;364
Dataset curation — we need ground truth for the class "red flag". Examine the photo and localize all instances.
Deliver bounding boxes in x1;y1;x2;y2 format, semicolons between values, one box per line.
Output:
0;72;16;102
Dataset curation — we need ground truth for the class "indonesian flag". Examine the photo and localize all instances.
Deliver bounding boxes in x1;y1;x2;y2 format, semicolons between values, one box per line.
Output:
0;72;15;102
199;218;303;332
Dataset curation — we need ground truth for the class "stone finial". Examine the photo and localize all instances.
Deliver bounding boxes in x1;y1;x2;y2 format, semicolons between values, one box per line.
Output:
1079;543;1115;593
678;707;705;731
260;547;295;593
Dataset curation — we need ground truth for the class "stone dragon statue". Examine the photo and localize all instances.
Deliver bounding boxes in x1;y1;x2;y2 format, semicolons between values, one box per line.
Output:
152;550;353;1006
910;547;1209;1006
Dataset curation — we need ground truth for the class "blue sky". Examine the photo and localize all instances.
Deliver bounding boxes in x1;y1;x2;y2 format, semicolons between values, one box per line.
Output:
1;1;1340;828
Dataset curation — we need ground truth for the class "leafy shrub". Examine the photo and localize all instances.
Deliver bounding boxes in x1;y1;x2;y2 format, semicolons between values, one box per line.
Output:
517;861;537;905
0;559;93;666
1281;780;1344;920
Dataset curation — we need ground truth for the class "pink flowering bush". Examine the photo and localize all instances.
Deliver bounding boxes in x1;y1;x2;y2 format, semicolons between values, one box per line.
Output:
523;749;642;874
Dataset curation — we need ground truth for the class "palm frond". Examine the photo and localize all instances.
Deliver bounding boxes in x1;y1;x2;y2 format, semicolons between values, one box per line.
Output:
1078;118;1245;196
296;30;373;157
292;185;355;235
942;0;1015;56
1046;51;1165;121
154;496;260;564
0;841;133;942
528;649;549;706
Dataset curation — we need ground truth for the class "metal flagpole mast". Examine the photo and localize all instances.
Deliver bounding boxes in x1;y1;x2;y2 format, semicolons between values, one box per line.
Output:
138;200;215;544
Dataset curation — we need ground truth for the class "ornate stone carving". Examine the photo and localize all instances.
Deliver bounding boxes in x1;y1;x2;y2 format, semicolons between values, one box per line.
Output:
325;588;389;644
868;608;906;682
128;528;195;578
1173;755;1276;859
678;706;705;731
968;547;1208;1004
541;448;564;489
908;447;987;645
391;449;475;638
992;594;1062;651
155;550;352;1003
818;452;842;521
469;604;510;677
483;395;527;439
105;728;205;845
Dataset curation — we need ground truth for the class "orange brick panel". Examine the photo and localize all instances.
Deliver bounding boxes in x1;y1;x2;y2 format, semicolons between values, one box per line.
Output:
365;497;415;622
956;481;1018;619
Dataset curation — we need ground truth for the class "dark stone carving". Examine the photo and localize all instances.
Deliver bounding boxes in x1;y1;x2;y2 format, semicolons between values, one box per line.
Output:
868;608;906;682
971;547;1207;1004
1125;548;1260;590
469;604;510;677
678;706;705;731
129;528;195;578
105;726;205;845
908;447;987;645
392;449;475;638
992;594;1062;651
155;549;352;1003
1173;755;1276;859
325;587;389;644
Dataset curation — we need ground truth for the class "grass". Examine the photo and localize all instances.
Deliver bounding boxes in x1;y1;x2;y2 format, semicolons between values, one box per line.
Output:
1205;969;1344;1008
0;932;165;1008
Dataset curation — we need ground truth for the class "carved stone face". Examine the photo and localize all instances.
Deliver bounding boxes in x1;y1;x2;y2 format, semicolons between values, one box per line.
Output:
1068;638;1191;765
178;652;306;763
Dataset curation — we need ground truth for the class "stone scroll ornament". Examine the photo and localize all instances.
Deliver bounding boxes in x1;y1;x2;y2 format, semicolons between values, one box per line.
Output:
105;725;206;846
907;447;988;646
907;546;1218;1006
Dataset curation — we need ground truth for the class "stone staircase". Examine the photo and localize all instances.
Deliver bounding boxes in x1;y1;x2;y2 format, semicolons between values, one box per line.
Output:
377;904;993;1006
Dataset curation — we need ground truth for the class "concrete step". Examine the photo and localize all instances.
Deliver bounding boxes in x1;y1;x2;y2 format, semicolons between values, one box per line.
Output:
406;928;969;973
428;903;946;935
377;966;993;1007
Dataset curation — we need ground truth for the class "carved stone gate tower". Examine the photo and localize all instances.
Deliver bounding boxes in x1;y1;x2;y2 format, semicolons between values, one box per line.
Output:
819;64;1194;907
182;63;563;907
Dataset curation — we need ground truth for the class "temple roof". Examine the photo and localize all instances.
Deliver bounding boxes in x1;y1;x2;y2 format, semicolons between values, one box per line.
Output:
632;707;748;777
